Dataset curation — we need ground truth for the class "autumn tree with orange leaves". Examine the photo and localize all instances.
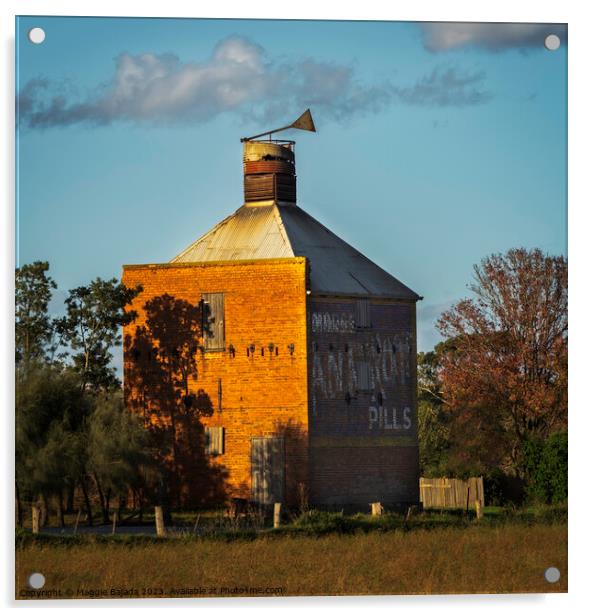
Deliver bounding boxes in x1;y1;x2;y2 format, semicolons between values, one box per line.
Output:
436;248;567;478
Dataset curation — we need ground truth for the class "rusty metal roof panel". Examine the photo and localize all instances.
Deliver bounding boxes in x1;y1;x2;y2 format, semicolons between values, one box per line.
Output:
171;203;419;301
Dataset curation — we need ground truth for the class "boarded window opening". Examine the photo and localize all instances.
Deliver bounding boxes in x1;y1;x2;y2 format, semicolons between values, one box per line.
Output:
205;426;224;455
354;299;371;328
356;360;371;391
202;293;225;351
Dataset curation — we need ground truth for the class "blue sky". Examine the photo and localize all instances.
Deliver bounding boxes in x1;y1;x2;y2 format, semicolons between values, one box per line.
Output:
16;17;567;353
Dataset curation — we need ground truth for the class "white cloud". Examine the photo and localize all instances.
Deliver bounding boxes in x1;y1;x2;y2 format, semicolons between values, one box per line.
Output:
419;22;567;52
18;35;494;129
396;67;493;106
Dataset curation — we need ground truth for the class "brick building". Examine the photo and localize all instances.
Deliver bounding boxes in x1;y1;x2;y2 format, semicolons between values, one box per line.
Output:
123;132;421;509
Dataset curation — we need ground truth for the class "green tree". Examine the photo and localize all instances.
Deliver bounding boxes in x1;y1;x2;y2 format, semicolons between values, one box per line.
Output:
16;364;92;526
15;261;56;367
416;339;471;477
417;346;451;476
522;431;568;504
55;278;142;390
88;392;155;523
87;393;156;523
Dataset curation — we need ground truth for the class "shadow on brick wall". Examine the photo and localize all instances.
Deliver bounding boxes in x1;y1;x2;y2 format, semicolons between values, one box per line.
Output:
272;419;309;511
124;293;228;510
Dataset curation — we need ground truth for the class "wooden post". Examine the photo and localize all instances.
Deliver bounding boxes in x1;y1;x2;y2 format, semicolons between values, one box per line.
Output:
73;509;82;534
273;503;282;528
475;500;482;520
465;485;470;514
31;505;40;535
405;505;417;522
193;514;201;534
371;502;383;516
111;511;118;535
16;482;22;528
41;496;49;527
155;506;166;537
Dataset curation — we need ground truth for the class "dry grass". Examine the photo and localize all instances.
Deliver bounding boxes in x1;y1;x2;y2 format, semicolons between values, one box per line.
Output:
16;523;567;599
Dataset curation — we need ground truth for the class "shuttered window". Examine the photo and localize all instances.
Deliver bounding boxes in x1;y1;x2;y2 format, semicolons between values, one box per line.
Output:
205;426;224;455
356;360;371;391
202;293;225;351
354;299;371;328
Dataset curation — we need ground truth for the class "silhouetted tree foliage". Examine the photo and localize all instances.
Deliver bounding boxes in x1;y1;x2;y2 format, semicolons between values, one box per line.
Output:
15;261;57;367
435;248;567;480
55;278;142;390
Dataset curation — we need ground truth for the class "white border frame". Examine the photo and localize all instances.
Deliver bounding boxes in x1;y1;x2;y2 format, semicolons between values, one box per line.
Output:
2;1;589;614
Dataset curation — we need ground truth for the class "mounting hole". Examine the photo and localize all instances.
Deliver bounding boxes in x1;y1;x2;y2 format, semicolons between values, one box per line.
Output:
28;572;46;589
544;567;560;583
544;34;560;51
28;27;46;44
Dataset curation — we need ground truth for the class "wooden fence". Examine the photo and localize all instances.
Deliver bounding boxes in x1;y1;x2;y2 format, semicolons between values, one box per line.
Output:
419;477;484;510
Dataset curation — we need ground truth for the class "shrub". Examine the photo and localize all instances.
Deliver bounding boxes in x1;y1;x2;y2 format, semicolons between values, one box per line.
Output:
522;431;567;504
484;469;525;506
291;510;359;534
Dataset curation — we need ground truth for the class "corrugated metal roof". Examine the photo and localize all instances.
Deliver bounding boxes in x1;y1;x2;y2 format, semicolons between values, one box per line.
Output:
279;206;420;299
171;204;420;301
171;205;293;262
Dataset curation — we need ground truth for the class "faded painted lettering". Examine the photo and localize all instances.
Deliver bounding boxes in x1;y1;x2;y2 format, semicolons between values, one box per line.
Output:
311;312;355;334
368;406;412;431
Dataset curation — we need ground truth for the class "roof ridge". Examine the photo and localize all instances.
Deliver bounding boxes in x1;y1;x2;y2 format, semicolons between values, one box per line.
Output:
272;203;295;256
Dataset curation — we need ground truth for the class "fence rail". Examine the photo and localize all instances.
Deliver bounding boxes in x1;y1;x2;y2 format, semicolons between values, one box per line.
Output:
419;477;484;510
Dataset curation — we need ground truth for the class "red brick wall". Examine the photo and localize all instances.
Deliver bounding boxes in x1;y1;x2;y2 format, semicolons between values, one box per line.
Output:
310;444;419;506
307;296;419;506
122;260;419;508
122;258;309;507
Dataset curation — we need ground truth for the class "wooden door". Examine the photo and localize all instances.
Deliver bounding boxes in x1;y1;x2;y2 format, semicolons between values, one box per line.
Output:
251;437;285;504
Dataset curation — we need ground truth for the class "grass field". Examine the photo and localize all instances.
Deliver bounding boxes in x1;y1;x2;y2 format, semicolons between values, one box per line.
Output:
15;509;567;599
